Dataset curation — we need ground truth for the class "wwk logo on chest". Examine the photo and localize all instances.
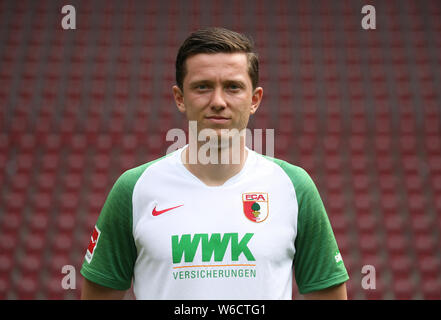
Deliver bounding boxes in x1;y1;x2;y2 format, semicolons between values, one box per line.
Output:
171;233;255;264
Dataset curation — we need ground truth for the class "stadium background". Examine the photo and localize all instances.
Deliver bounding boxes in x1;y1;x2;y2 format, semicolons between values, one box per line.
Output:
0;0;440;299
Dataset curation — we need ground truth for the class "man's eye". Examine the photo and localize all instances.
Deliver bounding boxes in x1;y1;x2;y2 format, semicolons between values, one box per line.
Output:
228;84;240;90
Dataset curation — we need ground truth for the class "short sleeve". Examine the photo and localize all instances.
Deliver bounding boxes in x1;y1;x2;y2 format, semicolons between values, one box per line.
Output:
80;169;140;290
272;160;349;294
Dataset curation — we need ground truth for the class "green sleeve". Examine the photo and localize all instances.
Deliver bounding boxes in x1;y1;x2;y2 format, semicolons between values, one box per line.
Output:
268;158;349;294
80;164;148;290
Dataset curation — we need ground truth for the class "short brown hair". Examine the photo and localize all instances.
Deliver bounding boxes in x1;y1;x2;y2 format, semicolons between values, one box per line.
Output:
175;27;259;91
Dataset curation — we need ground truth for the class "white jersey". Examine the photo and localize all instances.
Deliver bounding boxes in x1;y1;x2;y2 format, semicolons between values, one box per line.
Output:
81;146;348;299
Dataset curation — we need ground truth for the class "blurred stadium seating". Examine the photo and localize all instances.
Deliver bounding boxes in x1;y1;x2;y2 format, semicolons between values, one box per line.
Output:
0;0;440;299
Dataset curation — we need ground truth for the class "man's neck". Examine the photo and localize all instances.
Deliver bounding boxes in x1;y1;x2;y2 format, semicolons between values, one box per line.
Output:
181;138;248;187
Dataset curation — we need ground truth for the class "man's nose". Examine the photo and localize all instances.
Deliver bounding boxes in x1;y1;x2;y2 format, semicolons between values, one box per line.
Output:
210;87;227;110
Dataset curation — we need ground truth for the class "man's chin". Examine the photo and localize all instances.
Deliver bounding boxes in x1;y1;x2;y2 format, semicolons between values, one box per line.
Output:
218;129;246;148
191;121;246;147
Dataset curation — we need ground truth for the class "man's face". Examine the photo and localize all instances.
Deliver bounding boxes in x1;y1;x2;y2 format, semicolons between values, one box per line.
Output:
173;52;263;137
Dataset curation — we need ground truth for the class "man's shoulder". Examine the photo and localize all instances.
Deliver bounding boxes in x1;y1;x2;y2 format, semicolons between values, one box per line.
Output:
116;153;173;189
258;154;310;180
256;153;319;196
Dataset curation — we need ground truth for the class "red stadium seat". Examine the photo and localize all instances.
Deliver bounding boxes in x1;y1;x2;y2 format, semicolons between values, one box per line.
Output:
375;134;392;154
410;213;433;235
421;278;441;300
406;195;427;218
425;134;441;156
383;214;406;234
386;233;408;256
51;232;75;254
380;192;399;215
40;153;61;172
62;173;83;193
325;191;346;216
404;173;423;194
44;275;67;300
28;211;50;235
352;173;370;193
1;212;23;234
23;232;47;256
350;134;367;156
67;154;86;174
298;134;316;155
389;254;414;280
17;253;43;275
10;172;30;194
89;172;109;193
358;233;380;255
0;232;19;257
393;277;416;300
32;191;52;213
375;155;394;175
58;192;80;213
352;194;372;216
56;213;77;233
428;155;441;175
36;172;57;193
355;213;378;234
350;154;368;174
14;274;39;300
417;256;441;279
0;254;14;279
324;155;342;174
0;275;11;300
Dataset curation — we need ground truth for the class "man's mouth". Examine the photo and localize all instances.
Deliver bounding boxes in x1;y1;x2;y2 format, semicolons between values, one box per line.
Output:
205;116;231;124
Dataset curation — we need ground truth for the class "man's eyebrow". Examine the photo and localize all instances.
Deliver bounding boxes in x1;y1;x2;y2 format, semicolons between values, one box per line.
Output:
189;79;247;88
224;79;246;87
189;80;213;87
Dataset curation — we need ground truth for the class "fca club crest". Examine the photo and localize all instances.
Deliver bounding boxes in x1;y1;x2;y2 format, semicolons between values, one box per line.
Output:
242;192;269;223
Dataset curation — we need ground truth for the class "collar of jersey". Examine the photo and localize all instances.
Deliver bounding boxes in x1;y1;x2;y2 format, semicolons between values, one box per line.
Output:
174;145;256;188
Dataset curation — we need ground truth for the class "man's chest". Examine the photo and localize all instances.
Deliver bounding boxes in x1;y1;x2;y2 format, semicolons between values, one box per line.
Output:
132;184;298;269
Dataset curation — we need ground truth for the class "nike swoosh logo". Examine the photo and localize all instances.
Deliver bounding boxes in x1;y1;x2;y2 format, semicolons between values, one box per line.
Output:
152;204;184;216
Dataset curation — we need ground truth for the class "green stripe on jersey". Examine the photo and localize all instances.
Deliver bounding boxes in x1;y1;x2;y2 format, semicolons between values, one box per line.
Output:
262;156;349;294
80;155;168;290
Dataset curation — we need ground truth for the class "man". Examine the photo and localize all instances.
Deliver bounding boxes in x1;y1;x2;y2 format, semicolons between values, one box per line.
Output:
80;27;349;299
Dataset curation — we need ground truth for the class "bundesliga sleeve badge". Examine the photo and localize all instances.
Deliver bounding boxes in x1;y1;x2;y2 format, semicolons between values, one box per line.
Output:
242;192;269;223
85;225;101;263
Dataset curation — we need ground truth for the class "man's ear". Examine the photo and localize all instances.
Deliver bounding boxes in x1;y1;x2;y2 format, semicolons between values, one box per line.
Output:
250;87;263;115
172;85;186;113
